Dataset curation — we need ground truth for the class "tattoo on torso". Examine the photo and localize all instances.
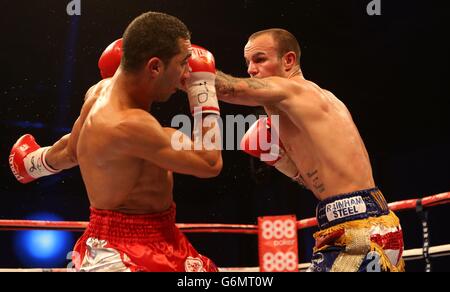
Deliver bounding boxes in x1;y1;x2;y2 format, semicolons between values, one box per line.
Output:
307;169;326;193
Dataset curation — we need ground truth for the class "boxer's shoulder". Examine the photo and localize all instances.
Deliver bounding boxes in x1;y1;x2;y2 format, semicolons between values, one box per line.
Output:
84;79;111;101
110;110;161;139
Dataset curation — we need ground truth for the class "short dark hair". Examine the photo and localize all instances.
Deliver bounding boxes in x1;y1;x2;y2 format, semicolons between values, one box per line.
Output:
249;29;301;64
121;12;190;72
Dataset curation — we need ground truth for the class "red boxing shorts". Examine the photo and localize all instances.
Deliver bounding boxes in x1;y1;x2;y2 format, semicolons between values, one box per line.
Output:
72;204;217;272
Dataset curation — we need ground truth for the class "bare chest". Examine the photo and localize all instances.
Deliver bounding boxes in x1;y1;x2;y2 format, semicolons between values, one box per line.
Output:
265;107;313;162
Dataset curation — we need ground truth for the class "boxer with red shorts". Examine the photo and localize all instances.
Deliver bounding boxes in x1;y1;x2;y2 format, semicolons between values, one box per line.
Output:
73;205;217;272
10;12;222;271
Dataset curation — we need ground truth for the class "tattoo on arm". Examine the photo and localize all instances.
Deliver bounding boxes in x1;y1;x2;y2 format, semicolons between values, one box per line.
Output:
215;71;237;97
307;169;326;193
244;78;269;90
215;71;271;97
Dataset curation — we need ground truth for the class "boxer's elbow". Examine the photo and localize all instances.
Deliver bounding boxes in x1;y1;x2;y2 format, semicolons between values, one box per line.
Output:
208;156;223;177
67;148;78;166
58;147;78;170
62;134;78;168
198;154;222;178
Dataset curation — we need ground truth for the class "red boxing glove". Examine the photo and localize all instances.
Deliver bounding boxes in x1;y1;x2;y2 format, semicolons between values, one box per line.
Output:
186;44;220;116
9;134;60;184
240;117;282;164
241;117;299;179
98;38;123;79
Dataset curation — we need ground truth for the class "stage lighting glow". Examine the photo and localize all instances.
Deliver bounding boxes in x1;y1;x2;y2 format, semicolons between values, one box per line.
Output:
14;213;73;267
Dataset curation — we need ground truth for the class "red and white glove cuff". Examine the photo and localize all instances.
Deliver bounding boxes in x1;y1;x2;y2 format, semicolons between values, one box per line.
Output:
23;147;61;179
187;72;220;116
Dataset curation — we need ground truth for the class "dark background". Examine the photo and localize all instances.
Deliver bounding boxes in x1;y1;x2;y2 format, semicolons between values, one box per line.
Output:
0;0;449;271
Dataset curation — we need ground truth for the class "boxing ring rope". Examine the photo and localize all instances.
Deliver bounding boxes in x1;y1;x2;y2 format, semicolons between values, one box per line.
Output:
0;192;449;271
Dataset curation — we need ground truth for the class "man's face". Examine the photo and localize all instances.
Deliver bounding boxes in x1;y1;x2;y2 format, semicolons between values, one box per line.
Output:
244;34;284;78
158;38;191;101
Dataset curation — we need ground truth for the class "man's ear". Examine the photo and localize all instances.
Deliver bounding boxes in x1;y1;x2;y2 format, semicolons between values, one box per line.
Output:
146;57;164;77
283;52;297;70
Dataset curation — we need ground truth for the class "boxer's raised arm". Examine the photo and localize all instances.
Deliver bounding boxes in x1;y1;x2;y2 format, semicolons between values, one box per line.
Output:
215;71;303;107
115;110;222;178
